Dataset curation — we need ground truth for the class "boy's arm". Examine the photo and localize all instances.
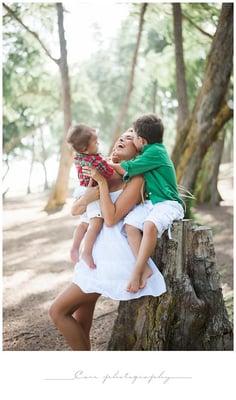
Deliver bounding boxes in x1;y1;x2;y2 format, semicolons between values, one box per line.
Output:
120;149;163;180
108;161;126;176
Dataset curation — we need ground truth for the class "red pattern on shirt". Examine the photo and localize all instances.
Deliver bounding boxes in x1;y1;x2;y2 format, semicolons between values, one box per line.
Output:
74;153;114;186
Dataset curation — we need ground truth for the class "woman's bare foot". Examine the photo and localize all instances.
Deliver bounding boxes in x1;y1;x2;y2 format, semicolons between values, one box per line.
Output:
70;247;79;263
81;251;96;269
126;264;153;293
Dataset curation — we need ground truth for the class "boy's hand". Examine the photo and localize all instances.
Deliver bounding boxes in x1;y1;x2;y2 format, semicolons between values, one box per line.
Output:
108;162;126;176
110;152;121;163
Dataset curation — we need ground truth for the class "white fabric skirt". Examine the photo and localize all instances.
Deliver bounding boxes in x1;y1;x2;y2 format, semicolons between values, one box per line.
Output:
73;190;166;301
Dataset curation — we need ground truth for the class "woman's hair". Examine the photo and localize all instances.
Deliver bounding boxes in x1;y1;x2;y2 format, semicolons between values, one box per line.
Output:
133;114;164;144
67;124;93;152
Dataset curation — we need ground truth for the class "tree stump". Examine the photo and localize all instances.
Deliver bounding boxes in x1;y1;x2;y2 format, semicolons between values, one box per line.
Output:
108;220;233;350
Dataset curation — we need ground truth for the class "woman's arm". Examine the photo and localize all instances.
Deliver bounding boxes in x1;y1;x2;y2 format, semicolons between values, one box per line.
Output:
84;167;143;226
71;186;100;216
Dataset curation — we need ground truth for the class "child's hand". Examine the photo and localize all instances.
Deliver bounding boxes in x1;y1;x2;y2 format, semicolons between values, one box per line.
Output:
82;166;105;184
108;162;125;176
111;151;121;163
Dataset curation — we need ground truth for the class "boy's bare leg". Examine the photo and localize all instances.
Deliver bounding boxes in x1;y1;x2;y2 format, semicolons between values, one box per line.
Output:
81;217;103;268
70;222;88;263
126;221;158;293
125;224;153;292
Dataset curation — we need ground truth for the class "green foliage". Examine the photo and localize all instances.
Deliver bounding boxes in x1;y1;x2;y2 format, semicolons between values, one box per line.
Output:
3;3;60;157
3;2;223;161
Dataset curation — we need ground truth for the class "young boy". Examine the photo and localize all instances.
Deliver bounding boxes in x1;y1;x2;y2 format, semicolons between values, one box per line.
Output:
67;123;114;268
112;114;184;293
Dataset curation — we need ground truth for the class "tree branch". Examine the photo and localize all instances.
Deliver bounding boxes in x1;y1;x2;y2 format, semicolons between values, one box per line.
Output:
212;102;233;135
182;12;214;39
3;3;60;65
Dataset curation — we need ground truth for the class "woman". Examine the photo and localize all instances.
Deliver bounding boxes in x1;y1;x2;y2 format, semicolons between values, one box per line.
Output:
49;130;166;350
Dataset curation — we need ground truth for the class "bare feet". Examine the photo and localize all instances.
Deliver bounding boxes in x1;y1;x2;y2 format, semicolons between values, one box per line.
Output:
81;251;96;269
126;264;153;293
70;247;79;263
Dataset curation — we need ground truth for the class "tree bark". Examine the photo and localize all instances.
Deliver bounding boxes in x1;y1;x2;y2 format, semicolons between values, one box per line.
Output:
44;3;73;211
108;220;233;350
110;3;148;150
172;3;189;131
171;4;233;193
195;129;226;205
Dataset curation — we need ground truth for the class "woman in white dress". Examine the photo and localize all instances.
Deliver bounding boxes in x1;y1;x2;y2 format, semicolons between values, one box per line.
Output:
49;131;166;350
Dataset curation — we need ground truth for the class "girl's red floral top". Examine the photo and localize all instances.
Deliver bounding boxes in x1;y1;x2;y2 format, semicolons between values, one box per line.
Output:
74;152;114;186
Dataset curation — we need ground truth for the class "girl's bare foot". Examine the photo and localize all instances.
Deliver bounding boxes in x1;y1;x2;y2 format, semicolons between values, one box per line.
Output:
126;264;153;293
70;247;79;263
81;251;96;269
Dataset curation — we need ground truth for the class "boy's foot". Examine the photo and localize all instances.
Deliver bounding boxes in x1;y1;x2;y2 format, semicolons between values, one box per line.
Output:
81;251;96;269
139;265;153;289
126;264;153;293
70;247;79;263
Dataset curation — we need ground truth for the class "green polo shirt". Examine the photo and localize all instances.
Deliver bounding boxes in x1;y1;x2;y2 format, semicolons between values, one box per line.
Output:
120;143;183;206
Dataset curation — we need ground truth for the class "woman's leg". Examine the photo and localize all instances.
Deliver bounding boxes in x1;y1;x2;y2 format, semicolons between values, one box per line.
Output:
73;301;98;350
49;283;100;350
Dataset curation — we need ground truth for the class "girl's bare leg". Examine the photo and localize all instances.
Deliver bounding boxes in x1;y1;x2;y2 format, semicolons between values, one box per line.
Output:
81;217;103;268
70;222;88;263
49;283;100;350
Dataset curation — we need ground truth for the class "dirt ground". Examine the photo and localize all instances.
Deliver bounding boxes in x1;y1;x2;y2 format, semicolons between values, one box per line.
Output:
3;164;233;350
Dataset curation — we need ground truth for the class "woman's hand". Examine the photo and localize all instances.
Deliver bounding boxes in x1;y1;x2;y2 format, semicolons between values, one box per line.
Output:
82;166;106;184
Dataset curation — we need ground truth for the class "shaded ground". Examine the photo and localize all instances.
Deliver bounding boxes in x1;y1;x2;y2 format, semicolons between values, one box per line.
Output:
3;164;233;350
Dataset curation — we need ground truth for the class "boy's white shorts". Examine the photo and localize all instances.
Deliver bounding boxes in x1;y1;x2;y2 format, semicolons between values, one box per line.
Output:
73;185;103;223
123;200;184;238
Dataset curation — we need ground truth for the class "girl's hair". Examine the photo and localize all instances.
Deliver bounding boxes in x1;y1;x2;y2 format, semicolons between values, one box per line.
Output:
67;124;94;152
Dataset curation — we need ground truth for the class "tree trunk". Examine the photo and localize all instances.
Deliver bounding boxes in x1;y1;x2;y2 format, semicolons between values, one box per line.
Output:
110;3;148;150
27;135;35;194
39;128;49;191
195;130;226;205
222;129;233;163
2;156;10;199
172;3;189;131
108;220;233;350
44;3;73;211
3;156;10;182
171;4;233;193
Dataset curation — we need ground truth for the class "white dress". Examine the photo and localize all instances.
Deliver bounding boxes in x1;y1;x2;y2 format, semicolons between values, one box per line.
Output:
72;190;166;301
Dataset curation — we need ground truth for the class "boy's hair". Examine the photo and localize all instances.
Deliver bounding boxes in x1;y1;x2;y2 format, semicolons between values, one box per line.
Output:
133;114;164;144
67;124;94;152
